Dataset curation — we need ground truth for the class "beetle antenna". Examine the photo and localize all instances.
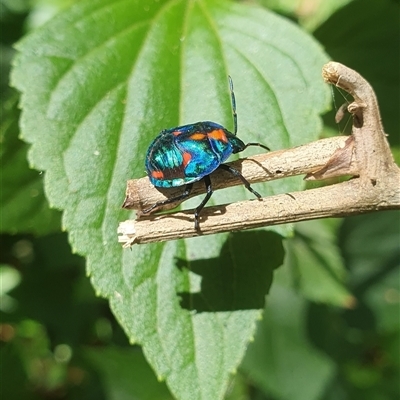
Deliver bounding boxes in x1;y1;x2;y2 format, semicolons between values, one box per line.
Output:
228;76;237;135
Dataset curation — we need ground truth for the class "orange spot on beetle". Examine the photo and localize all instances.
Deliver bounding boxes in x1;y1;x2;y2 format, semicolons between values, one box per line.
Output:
208;129;227;142
152;170;164;179
182;151;191;166
190;133;206;140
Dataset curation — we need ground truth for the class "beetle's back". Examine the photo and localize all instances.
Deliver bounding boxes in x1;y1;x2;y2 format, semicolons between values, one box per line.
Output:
146;121;243;188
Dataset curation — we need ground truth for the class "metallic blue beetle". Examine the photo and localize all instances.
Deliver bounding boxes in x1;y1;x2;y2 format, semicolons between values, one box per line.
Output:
143;77;269;229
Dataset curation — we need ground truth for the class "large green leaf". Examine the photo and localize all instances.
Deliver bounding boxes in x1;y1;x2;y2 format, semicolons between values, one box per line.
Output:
11;0;329;398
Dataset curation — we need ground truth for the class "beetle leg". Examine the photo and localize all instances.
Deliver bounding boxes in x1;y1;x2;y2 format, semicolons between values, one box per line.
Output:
219;164;262;198
142;183;193;214
194;175;213;230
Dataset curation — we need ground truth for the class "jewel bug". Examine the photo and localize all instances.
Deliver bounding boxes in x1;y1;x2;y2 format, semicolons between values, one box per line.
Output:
143;76;270;230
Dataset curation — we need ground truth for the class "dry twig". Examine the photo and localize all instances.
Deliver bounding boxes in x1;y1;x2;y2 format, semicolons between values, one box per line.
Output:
118;62;400;246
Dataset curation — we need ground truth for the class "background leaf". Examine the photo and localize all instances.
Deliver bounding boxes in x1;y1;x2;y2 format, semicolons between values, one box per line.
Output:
0;95;61;235
285;219;354;307
314;0;400;145
256;0;354;31
11;0;330;398
84;347;174;400
241;266;336;400
304;211;400;400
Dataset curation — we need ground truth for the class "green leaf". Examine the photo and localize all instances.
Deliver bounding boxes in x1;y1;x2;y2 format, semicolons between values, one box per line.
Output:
1;0;31;14
0;96;61;235
300;0;354;31
285;219;354;307
0;264;21;313
11;0;329;398
305;211;400;400
257;0;354;31
339;211;400;284
112;231;284;399
241;266;335;400
339;210;400;333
